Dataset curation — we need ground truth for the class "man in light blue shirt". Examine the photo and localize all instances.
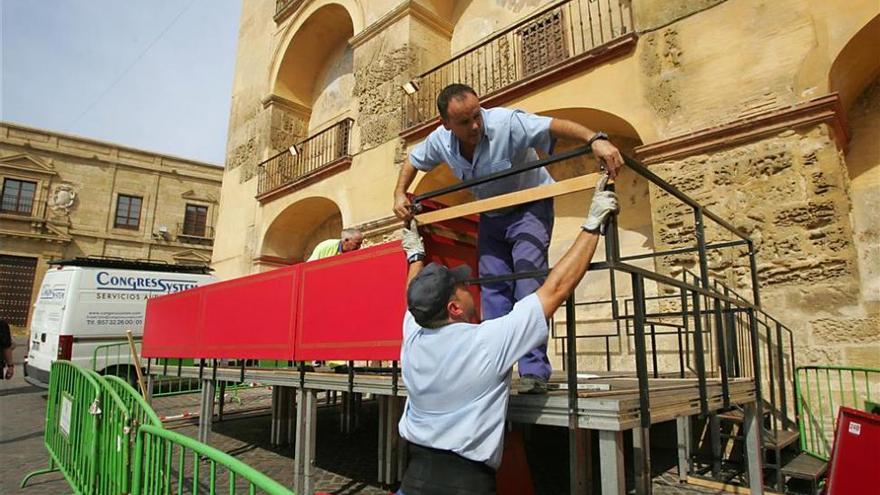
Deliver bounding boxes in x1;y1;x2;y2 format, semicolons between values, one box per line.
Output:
393;84;624;394
396;176;619;494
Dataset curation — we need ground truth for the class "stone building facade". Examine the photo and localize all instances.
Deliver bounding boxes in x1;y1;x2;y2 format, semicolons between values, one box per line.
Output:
213;0;879;369
0;122;223;331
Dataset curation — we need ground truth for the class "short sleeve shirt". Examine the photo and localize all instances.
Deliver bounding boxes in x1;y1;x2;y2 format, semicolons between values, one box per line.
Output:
307;239;341;261
398;293;548;469
409;107;555;207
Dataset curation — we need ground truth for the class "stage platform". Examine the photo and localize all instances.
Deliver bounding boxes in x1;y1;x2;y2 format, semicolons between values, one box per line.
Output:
162;365;761;495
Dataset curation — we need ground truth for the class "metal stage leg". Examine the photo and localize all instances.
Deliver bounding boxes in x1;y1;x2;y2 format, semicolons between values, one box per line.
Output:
633;426;652;494
599;430;625;495
377;396;387;485
710;413;722;476
572;428;593;494
743;401;765;495
677;415;692;482
377;395;403;485
294;387;318;495
197;379;216;444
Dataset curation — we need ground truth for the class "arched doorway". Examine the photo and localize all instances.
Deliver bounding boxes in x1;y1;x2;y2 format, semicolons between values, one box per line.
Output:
260;197;343;267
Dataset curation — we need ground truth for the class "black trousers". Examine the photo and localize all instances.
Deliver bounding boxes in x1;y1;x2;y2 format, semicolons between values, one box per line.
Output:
399;442;497;495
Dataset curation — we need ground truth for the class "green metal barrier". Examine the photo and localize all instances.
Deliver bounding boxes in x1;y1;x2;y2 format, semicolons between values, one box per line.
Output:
132;424;295;495
103;375;162;428
22;360;102;494
796;365;880;460
86;368;133;495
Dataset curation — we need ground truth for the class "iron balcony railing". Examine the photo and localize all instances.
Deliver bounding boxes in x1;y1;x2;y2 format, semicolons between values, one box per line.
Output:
257;118;354;198
402;0;633;130
176;222;214;241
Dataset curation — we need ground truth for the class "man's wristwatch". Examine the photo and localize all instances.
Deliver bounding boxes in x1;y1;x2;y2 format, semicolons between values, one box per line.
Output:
407;253;426;264
586;131;609;148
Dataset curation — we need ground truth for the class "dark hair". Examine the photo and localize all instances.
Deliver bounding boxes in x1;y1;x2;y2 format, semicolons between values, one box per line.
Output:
436;83;478;120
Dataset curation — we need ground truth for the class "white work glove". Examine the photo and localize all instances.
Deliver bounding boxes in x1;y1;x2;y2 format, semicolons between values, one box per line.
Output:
402;219;426;263
582;174;619;234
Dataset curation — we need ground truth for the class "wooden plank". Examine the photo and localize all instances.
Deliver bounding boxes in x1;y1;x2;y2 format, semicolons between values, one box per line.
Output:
780;452;828;480
415;172;600;225
686;476;783;495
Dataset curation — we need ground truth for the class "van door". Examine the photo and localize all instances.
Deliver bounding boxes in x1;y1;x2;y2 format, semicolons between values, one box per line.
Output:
27;268;75;381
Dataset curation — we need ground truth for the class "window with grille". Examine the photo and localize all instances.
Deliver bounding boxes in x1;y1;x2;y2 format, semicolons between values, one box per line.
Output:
518;9;569;77
1;178;37;215
183;204;208;237
114;194;142;230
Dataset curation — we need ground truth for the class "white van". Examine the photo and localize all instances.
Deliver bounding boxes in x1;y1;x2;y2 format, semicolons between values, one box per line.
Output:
24;257;215;387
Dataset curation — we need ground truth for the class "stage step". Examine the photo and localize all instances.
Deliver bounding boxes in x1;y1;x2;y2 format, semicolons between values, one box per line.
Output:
780;452;827;481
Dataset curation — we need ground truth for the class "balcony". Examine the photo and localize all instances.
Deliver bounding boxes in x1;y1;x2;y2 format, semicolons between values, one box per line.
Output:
176;223;214;245
401;0;635;138
256;118;354;202
274;0;305;23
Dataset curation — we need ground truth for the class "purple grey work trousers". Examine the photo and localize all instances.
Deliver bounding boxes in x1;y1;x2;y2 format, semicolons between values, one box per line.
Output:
478;198;554;380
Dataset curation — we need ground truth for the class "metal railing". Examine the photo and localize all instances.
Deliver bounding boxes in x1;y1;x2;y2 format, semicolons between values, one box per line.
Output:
402;0;633;129
86;368;133;495
796;365;880;460
22;361;102;493
257;118;354;197
411;146;785;491
92;342;205;397
132;425;295;494
176;222;215;241
23;360;294;495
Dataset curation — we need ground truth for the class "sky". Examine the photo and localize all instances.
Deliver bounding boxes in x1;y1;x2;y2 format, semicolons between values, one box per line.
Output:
1;0;242;165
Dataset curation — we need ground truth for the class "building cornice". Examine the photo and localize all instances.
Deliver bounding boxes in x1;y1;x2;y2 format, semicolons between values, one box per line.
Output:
261;94;312;116
0;121;224;175
634;93;850;164
350;0;453;49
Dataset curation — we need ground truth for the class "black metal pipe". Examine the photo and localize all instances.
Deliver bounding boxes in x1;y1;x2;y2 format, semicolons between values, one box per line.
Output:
748;240;761;307
713;299;731;409
564;294;580;495
631;273;652;429
690;290;709;417
776;322;790;428
622;155;749;241
619;239;749;263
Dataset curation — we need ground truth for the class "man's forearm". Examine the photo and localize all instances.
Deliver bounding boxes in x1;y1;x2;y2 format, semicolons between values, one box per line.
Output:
395;160;419;195
550;118;598;143
535;230;600;318
406;260;424;288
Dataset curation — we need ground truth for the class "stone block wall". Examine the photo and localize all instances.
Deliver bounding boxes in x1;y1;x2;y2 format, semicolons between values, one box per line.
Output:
647;124;876;366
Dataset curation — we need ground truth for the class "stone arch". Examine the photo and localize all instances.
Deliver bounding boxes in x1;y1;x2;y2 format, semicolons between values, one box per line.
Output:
832;15;880;303
531;107;652;258
829;14;880;114
270;2;358;134
261;196;343;263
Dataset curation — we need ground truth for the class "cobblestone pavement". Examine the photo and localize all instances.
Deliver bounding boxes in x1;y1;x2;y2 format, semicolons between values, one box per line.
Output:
2;337;719;495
